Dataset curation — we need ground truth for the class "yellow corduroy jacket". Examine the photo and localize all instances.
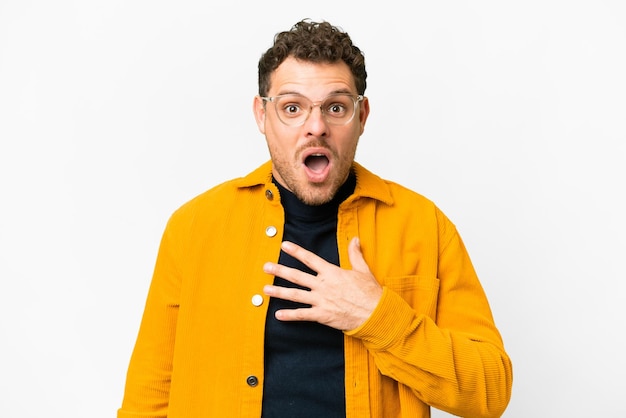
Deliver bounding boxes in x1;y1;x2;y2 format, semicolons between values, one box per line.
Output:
118;161;513;418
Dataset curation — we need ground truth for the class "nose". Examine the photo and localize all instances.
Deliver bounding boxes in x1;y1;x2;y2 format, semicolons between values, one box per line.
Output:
304;104;329;137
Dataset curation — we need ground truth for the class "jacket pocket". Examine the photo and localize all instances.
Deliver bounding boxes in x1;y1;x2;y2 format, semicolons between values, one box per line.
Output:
384;275;440;320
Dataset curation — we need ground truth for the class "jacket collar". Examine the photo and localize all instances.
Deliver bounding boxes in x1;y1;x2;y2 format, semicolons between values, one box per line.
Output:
236;160;394;206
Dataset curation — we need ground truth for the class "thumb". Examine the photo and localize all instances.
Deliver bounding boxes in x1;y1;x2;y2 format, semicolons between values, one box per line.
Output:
348;237;371;273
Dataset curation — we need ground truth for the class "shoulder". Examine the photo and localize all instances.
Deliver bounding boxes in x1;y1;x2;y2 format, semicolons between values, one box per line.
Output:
353;163;457;235
353;162;438;210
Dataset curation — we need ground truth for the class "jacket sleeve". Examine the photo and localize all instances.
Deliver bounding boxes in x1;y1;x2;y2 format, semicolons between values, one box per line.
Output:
117;215;183;418
345;208;513;418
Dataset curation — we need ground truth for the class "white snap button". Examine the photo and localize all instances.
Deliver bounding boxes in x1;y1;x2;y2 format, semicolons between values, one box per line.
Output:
251;294;264;307
265;226;277;237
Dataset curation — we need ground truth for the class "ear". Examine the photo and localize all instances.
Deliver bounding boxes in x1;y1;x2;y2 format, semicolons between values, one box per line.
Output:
253;96;267;134
358;96;370;135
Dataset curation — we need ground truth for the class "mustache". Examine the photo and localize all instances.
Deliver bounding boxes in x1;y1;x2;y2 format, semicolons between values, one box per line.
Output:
295;140;335;156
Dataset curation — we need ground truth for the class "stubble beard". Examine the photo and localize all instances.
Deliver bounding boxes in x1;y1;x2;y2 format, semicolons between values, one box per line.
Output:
270;142;356;206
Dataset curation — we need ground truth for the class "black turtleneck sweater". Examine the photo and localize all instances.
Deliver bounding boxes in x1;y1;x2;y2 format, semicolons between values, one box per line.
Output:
261;173;356;418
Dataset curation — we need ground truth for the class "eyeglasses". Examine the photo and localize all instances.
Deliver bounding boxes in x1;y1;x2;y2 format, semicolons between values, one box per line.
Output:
261;93;364;127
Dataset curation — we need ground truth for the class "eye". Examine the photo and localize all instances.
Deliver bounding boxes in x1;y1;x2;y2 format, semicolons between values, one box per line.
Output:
324;98;351;117
277;96;307;118
284;103;301;115
327;103;346;114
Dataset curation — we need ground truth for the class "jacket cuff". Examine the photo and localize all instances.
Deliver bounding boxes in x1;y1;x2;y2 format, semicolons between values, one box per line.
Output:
345;287;416;351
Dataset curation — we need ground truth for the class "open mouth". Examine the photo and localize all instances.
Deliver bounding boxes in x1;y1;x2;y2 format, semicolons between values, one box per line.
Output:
304;154;330;173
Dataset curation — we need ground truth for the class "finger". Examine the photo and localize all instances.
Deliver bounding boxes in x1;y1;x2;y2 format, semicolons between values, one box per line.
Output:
263;262;312;288
263;284;314;305
274;307;315;322
280;241;328;273
348;237;372;274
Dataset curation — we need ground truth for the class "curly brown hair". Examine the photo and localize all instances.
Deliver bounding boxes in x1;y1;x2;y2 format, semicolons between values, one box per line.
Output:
257;19;367;97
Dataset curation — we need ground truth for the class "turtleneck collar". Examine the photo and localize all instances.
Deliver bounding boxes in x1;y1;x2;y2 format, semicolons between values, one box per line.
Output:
272;172;357;222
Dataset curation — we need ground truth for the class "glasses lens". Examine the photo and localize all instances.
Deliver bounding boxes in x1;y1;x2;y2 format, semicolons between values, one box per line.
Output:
322;94;356;125
274;95;309;126
273;94;358;126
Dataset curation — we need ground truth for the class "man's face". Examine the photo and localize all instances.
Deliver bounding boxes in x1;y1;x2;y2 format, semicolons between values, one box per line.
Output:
253;57;370;205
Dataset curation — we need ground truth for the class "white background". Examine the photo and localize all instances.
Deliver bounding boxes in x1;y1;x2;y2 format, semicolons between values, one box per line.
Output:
1;1;625;417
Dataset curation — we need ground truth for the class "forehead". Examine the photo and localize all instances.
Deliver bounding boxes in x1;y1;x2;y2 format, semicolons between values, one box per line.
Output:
269;57;357;97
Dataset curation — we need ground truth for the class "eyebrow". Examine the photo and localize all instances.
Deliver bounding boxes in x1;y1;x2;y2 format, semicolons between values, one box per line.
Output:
274;89;354;98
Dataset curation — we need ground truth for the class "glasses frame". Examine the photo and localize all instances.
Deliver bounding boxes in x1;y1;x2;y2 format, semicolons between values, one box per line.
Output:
261;93;364;127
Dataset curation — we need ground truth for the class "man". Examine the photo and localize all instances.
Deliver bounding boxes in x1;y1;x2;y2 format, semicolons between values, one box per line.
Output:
118;19;513;418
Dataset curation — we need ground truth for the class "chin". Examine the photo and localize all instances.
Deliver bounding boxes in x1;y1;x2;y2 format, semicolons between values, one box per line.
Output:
296;185;337;206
